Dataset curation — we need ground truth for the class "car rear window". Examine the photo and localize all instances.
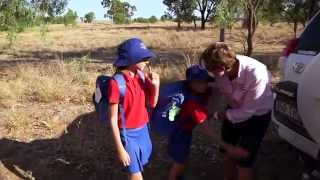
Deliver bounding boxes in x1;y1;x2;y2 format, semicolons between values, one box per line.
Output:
297;11;320;52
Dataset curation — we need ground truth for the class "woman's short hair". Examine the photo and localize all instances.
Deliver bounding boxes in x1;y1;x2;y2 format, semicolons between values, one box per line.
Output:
200;42;236;70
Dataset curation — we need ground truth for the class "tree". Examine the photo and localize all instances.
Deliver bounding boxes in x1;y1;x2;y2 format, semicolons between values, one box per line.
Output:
30;0;69;18
149;16;158;23
84;12;95;23
160;14;172;21
0;0;36;46
63;9;77;26
240;0;266;56
163;0;197;29
262;0;320;38
101;0;136;24
215;0;239;41
196;0;220;30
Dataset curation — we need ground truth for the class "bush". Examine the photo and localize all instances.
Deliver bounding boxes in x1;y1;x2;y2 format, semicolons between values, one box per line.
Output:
149;16;157;23
133;16;158;24
134;17;150;23
84;12;95;23
63;9;78;26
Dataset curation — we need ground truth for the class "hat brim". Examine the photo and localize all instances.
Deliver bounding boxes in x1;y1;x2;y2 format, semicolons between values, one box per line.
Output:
114;50;156;67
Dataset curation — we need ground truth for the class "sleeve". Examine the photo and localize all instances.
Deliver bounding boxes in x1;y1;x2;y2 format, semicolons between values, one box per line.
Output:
143;77;156;108
107;79;120;104
226;69;268;123
189;102;208;124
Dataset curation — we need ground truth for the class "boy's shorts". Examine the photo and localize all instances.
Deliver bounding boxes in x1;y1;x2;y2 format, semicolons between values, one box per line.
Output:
120;124;152;174
220;112;271;168
168;128;193;164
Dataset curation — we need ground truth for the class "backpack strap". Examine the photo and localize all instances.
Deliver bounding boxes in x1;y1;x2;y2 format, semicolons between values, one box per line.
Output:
113;73;127;143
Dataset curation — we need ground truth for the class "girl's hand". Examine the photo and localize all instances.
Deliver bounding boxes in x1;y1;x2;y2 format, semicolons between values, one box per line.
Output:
149;72;160;87
118;149;131;166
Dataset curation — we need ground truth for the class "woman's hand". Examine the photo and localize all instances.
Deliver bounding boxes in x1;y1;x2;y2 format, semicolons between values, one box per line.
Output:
214;111;228;121
118;148;131;166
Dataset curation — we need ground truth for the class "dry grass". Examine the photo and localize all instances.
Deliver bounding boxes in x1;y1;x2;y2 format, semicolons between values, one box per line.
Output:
0;22;300;60
0;22;301;140
0;58;100;106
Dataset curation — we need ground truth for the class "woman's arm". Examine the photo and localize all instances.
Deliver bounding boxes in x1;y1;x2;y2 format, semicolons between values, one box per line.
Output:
109;103;130;166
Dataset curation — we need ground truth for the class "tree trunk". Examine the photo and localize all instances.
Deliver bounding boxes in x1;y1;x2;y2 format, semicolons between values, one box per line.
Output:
193;18;197;30
246;8;254;56
201;13;206;30
219;28;225;42
177;20;181;30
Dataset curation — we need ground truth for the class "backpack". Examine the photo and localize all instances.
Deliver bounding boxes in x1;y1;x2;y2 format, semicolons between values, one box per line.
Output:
92;70;145;124
150;80;190;135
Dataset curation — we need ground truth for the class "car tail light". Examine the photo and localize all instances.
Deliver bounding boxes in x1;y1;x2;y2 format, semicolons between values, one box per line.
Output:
282;38;298;57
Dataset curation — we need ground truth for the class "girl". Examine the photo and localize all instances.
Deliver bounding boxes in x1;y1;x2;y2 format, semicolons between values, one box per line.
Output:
108;38;160;180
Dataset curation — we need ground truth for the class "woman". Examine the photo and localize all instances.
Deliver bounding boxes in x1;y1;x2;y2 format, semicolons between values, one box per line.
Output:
200;42;273;180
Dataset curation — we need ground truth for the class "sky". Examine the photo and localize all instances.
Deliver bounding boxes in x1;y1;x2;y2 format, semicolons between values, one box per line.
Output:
67;0;167;20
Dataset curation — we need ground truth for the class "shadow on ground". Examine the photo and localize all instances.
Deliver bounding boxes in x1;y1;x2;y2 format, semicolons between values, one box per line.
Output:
0;112;222;180
0;110;304;180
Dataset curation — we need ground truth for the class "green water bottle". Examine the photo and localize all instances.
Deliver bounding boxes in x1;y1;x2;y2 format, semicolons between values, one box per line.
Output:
168;102;181;122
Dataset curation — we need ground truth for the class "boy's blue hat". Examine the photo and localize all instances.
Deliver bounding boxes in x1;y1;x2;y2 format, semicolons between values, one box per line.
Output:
186;65;215;82
113;38;155;67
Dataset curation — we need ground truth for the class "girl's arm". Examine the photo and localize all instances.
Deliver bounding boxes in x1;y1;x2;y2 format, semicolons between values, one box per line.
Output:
109;103;130;166
146;72;160;107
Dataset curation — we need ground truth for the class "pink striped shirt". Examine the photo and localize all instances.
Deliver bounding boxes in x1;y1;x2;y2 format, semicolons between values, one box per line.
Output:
215;55;273;123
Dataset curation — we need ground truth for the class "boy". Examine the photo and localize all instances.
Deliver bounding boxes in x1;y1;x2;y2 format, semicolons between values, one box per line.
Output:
168;65;214;180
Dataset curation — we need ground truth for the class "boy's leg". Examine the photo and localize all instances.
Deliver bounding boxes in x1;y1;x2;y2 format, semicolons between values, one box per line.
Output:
128;172;143;180
169;163;186;180
223;155;238;180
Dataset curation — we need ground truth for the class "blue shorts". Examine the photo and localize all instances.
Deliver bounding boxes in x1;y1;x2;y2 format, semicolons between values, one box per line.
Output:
168;128;192;164
120;124;152;174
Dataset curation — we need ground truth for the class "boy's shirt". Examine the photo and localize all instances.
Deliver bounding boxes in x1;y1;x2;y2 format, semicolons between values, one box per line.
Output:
107;70;155;129
178;98;208;132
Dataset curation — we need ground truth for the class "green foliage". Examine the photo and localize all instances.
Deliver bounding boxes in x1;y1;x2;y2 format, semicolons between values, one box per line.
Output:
133;16;158;23
0;0;36;46
163;0;197;24
160;14;172;21
261;0;319;25
101;0;136;24
63;9;78;26
196;0;220;29
134;17;150;23
149;15;158;23
0;0;70;46
30;0;69;18
84;12;95;23
215;0;238;28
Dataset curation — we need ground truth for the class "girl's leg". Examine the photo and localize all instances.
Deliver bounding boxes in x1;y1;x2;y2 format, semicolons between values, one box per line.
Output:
169;163;185;180
128;172;143;180
223;155;238;180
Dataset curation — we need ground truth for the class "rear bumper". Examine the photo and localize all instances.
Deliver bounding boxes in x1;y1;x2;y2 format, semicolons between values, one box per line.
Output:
272;111;320;159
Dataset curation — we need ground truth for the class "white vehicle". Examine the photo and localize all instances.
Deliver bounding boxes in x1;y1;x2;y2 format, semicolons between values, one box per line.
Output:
272;10;320;179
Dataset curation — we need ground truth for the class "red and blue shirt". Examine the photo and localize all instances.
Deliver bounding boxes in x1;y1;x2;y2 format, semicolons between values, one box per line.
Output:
178;96;208;132
107;70;155;129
